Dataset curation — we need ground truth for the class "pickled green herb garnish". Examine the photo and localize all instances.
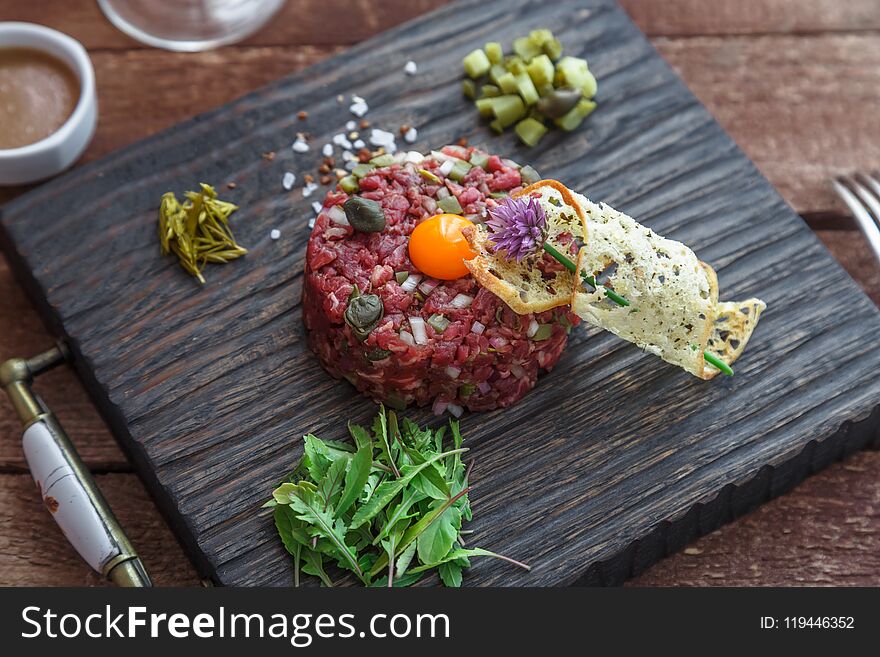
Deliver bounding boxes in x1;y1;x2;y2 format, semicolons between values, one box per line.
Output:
158;183;247;284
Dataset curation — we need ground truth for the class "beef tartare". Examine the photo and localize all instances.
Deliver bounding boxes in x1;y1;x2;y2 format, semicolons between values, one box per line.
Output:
303;145;578;414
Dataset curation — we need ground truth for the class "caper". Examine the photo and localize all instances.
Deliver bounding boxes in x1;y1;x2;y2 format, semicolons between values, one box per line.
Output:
343;196;386;233
344;287;384;340
536;88;583;119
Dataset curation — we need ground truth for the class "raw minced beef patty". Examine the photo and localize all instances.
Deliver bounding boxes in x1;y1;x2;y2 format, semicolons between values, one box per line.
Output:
303;145;578;413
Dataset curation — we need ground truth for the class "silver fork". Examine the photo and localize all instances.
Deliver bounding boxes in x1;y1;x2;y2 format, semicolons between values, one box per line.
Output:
832;174;880;264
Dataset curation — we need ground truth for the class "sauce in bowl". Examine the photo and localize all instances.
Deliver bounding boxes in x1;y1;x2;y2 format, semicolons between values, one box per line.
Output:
0;47;80;150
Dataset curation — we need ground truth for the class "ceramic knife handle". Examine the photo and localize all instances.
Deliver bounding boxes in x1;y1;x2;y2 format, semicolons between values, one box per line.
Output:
23;420;118;572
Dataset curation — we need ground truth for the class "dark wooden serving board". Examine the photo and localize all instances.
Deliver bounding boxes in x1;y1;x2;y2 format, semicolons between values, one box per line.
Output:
2;0;880;587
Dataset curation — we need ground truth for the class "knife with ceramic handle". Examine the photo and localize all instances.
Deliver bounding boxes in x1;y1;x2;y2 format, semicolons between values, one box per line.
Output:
1;343;151;586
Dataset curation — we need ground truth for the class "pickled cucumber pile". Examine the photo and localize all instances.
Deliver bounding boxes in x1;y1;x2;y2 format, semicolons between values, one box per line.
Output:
462;29;597;147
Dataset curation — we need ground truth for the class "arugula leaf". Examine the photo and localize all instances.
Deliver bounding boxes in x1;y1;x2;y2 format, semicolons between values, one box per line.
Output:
319;456;348;511
407;547;532;574
267;407;527;587
335;438;373;518
350;448;467;530
301;549;333;587
371;406;400;477
417;500;461;564
438;561;463;587
395;540;418;577
369;486;470;578
372;486;423;545
284;481;364;580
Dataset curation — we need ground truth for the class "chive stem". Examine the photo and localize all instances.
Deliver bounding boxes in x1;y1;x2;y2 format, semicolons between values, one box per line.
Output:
540;242;732;375
702;352;734;376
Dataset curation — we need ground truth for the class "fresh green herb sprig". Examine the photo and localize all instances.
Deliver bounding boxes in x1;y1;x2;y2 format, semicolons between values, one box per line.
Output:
158;183;247;284
264;405;530;587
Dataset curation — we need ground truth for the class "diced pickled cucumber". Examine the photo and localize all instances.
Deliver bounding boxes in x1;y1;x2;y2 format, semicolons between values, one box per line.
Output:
463;48;491;78
554;98;597;131
448;159;473;182
481;84;501;98
339;175;359;193
555;56;592;89
485;41;503;64
513;36;542;61
490;94;526;128
437;195;463;214
516;72;540;106
475;97;495;117
462;78;476;100
515;117;547;147
497;71;519;94
489;64;508;86
543;37;563;60
469;151;490;169
528;29;554;48
526;54;555;88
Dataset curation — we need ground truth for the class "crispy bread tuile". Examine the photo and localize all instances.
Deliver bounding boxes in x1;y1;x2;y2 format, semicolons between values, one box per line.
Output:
464;179;766;378
462;180;586;314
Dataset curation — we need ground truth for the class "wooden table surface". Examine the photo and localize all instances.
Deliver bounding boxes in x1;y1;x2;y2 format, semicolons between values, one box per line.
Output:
1;0;878;587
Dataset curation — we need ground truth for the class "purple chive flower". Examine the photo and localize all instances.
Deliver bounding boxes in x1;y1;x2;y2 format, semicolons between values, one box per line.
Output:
486;196;547;261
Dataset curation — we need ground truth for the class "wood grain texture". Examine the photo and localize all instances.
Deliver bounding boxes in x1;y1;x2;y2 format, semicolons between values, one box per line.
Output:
620;0;880;36
0;0;877;584
654;33;880;219
0;473;200;586
3;0;880;587
629;451;880;586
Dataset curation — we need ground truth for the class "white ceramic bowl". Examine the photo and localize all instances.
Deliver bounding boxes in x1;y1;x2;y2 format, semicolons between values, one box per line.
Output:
0;23;97;186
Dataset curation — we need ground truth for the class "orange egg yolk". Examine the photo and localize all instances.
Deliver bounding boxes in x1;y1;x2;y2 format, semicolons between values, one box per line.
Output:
408;214;477;280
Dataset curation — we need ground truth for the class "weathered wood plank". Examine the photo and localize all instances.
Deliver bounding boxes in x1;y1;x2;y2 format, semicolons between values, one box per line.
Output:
2;450;877;586
0;473;200;586
630;451;880;586
1;0;880;588
620;0;880;36
654;33;880;217
3;0;877;52
0;0;452;50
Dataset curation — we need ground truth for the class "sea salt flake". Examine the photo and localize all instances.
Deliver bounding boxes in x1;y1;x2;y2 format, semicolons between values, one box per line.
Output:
282;171;296;190
349;101;369;117
270;229;281;240
369;128;396;146
302;182;319;197
292;138;309;153
308;217;316;228
345;120;357;131
404;126;418;143
404;60;417;75
322;143;333;157
353;139;365;149
332;133;353;149
311;201;323;214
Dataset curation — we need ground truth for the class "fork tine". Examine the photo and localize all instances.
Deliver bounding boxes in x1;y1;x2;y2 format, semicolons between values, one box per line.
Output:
856;173;880;224
832;177;880;264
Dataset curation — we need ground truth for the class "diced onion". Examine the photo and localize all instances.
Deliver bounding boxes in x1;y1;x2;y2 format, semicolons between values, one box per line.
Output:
439;160;455;176
489;336;509;349
400;273;422;292
432;398;449;416
404;151;425;164
477;381;491;394
409;316;428;344
447;403;464;418
419;278;438;295
399;330;415;346
471;321;485;335
451;293;474;309
436;187;451;200
527;318;540;338
327;204;349;226
445;365;461;379
509;363;525;379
